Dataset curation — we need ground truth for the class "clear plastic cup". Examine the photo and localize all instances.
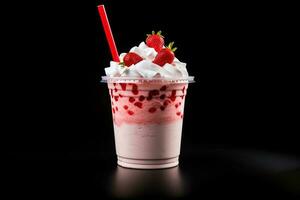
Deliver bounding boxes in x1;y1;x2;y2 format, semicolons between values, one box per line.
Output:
101;76;194;169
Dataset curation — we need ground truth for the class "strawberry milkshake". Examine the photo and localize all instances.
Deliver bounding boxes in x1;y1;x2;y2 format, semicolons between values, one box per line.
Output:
102;31;194;169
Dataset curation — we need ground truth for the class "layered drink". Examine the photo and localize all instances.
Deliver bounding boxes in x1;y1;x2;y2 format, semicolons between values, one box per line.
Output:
102;31;194;169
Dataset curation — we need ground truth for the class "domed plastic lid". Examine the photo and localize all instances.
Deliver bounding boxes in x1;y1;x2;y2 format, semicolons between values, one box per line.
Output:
101;76;195;83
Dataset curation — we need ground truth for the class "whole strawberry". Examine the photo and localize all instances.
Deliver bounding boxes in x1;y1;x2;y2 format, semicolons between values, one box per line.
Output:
123;52;143;67
153;42;177;67
146;30;164;52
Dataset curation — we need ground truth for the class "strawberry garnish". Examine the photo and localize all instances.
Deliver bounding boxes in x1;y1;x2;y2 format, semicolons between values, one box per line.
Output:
153;42;177;67
146;30;165;52
123;52;143;67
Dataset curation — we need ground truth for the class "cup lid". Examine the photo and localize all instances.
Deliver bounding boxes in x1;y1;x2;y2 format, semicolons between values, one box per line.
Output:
101;76;195;83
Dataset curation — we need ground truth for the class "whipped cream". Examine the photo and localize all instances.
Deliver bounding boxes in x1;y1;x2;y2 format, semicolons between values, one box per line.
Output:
104;42;189;78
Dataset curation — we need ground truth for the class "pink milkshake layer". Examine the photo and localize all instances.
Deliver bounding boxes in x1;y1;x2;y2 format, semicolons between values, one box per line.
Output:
108;82;188;169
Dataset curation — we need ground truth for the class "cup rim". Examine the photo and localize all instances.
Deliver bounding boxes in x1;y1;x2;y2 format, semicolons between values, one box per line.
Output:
101;76;195;83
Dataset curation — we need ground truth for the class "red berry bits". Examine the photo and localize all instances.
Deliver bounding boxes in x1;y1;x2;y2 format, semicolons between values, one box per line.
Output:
147;96;153;101
182;86;185;94
119;94;123;98
129;97;135;103
123;105;128;110
139;95;145;101
134;102;143;108
128;110;134;115
163;100;170;106
131;84;139;95
160;94;166;99
112;108;115;114
114;88;118;92
115;106;118;111
114;96;119;101
113;83;116;87
160;106;165;111
149;107;157;113
175;103;179;108
120;83;127;91
170;90;176;101
149;90;159;96
147;90;159;101
160;85;167;91
179;102;181;105
176;112;181;116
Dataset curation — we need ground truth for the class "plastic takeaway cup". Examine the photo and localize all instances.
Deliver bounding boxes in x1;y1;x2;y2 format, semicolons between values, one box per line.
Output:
102;76;194;169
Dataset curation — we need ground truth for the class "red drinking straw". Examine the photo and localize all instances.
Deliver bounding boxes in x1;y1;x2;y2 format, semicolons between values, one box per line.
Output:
97;5;120;62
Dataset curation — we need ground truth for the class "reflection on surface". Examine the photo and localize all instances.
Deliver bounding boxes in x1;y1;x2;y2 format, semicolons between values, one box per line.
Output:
110;166;187;198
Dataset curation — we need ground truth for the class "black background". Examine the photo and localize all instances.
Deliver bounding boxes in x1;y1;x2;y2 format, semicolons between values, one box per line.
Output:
4;0;299;199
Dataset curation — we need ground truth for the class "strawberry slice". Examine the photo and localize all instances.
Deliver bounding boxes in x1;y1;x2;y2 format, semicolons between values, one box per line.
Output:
123;52;143;67
146;30;164;52
153;42;177;67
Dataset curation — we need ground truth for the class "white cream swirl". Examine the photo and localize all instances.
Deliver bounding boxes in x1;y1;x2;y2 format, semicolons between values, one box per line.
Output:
104;42;189;78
